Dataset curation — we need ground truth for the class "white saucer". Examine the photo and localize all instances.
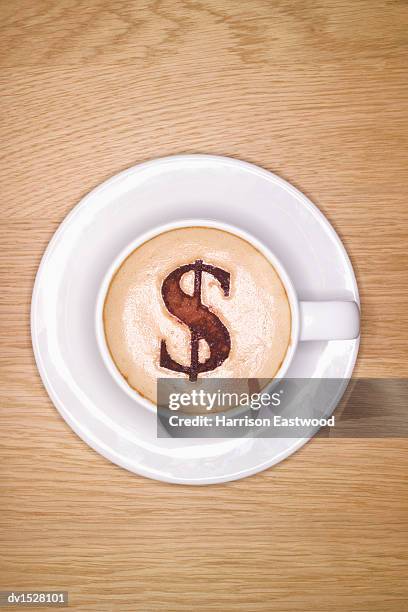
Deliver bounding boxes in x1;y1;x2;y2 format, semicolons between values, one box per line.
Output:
31;155;360;485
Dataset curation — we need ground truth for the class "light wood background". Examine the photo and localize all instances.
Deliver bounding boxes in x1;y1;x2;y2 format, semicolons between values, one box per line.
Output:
1;1;407;610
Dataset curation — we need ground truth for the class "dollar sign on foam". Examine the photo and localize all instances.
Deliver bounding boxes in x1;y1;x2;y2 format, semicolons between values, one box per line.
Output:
160;260;231;381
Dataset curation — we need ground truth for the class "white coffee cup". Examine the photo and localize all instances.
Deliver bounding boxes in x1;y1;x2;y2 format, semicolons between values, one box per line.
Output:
95;219;360;411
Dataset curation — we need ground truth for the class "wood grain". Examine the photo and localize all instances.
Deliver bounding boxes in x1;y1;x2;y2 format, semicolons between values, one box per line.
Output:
1;1;407;610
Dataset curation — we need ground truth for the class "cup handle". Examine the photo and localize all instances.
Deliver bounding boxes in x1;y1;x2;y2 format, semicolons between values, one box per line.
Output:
299;301;360;341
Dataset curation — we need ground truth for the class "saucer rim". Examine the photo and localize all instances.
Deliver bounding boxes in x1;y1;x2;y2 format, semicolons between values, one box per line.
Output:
31;154;360;485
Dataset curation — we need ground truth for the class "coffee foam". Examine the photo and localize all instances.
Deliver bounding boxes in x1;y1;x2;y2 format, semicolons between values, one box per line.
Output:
103;227;291;404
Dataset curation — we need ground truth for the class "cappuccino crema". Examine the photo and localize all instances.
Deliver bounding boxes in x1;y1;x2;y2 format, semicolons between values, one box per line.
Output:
103;227;291;404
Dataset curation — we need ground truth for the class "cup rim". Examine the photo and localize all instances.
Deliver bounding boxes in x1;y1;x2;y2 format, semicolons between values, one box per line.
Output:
95;218;300;413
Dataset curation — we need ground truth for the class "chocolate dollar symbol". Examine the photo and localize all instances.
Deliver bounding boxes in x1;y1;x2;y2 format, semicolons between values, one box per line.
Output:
160;260;231;381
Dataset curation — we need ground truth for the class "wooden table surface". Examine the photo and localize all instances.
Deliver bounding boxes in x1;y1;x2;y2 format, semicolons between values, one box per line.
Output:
1;1;407;610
